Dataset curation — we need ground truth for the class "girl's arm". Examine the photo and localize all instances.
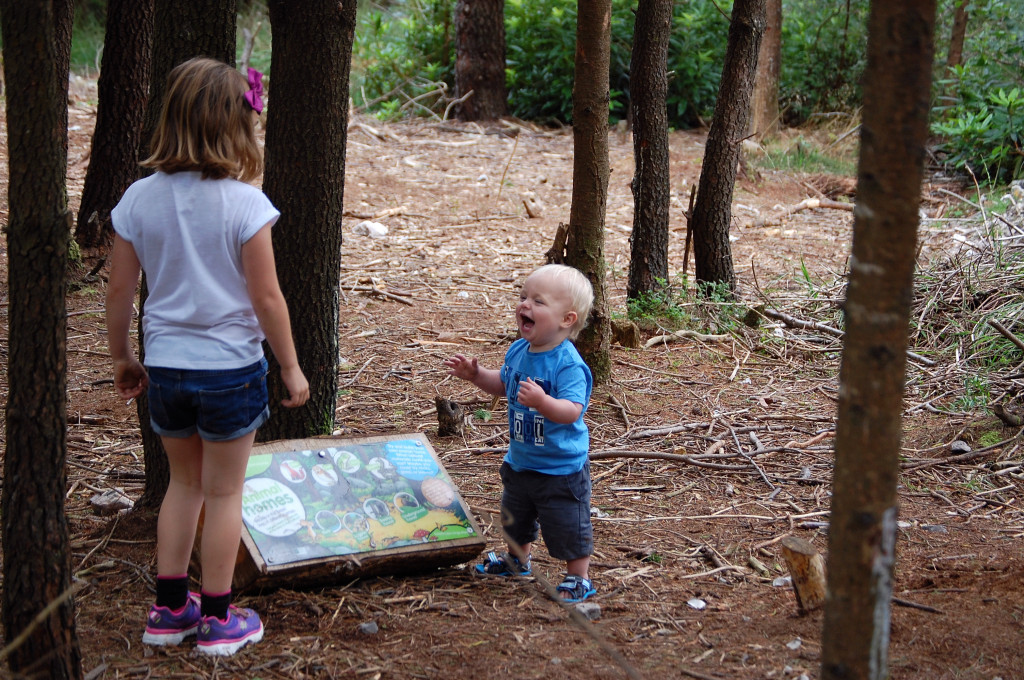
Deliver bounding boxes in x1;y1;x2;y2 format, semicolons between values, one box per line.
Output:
242;224;310;408
105;235;147;399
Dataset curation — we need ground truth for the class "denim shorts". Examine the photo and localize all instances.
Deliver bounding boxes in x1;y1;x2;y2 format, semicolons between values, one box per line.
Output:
499;461;593;561
146;358;270;442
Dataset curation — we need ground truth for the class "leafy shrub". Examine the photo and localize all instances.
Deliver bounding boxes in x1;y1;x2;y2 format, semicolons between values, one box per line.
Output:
779;0;869;126
354;0;731;126
930;0;1024;185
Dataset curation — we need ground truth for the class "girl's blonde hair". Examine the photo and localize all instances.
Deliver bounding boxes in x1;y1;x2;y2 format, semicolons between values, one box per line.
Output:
530;264;595;339
142;58;263;183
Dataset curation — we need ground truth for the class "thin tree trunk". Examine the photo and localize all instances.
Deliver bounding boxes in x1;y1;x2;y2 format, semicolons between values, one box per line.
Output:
260;0;358;439
627;0;672;300
0;0;83;676
945;0;969;75
454;0;507;121
75;0;154;258
565;0;612;382
690;0;765;292
820;2;937;678
749;0;781;139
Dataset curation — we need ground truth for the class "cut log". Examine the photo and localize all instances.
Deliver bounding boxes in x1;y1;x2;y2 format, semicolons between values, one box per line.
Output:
780;536;827;614
435;396;466;437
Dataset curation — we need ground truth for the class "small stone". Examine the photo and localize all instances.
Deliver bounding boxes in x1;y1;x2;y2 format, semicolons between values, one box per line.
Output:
357;621;379;635
922;524;948;534
90;489;133;516
950;440;971;455
575;602;601;620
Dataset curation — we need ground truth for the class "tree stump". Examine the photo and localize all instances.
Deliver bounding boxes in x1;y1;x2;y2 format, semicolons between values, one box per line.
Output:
780;536;827;614
435;397;465;437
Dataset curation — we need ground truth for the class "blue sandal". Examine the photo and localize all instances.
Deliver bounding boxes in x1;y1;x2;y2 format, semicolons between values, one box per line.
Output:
557;574;596;603
475;551;531;577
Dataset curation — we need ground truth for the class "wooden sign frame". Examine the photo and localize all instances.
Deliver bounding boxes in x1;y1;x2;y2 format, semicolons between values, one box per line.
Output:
201;433;485;592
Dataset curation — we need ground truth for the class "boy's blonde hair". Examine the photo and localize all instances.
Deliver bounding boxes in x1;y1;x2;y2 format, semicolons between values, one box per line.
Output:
529;264;594;339
143;58;263;183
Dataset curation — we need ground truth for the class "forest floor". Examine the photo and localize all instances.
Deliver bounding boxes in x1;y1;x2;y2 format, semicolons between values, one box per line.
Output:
3;77;1024;679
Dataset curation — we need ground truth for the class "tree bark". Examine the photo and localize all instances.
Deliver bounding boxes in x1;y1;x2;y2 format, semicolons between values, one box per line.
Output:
75;0;154;258
0;0;83;676
820;2;936;678
260;0;357;439
454;0;507;121
627;0;672;301
748;0;781;139
690;0;765;292
564;0;612;382
945;0;969;75
135;0;237;511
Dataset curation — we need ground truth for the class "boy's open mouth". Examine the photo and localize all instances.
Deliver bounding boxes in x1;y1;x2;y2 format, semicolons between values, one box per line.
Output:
519;313;535;332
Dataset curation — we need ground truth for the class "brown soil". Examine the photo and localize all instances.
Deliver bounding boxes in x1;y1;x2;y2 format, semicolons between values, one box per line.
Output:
8;80;1024;679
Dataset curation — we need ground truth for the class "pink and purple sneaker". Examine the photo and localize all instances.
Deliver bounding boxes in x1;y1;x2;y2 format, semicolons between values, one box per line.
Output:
196;605;264;656
142;592;202;646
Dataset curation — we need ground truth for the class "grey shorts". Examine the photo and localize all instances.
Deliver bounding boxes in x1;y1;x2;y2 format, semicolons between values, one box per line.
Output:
499;461;593;561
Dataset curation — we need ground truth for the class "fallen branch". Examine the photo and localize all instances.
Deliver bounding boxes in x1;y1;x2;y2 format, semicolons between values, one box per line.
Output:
644;329;730;348
764;308;936;366
752;197;854;228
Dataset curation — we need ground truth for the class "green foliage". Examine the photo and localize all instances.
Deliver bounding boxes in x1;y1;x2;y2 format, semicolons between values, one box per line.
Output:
70;2;107;76
626;275;744;336
351;0;456;118
779;0;870;125
930;0;1024;185
754;135;858;176
473;409;492;422
932;86;1024;185
353;0;730;126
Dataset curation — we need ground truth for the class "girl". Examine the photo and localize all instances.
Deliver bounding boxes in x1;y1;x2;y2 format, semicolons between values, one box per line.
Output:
105;57;309;657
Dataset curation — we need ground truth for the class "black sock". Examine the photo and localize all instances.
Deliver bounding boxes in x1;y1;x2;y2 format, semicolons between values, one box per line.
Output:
201;590;232;620
155;575;189;610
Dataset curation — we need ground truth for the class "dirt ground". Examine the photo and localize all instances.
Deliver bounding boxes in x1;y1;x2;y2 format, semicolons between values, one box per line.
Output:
4;78;1023;679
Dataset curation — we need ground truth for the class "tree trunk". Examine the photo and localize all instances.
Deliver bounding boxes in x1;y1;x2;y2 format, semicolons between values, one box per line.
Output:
627;0;672;301
75;0;154;258
454;0;507;121
690;0;765;292
748;0;781;139
945;0;969;74
260;0;357;439
564;0;612;383
820;2;936;679
135;0;237;511
0;1;83;677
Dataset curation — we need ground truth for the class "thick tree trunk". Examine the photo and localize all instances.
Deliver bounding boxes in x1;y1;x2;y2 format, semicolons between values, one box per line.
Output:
690;0;765;292
627;0;672;301
749;0;781;139
75;0;154;257
454;0;507;121
565;0;612;382
820;2;936;678
135;0;237;511
0;1;83;676
261;0;357;439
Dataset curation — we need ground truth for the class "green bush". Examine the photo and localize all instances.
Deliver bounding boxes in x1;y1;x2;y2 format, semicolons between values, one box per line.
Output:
354;0;731;126
930;0;1024;185
779;0;869;126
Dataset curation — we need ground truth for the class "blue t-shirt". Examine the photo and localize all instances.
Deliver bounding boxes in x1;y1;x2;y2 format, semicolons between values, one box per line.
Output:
500;338;593;475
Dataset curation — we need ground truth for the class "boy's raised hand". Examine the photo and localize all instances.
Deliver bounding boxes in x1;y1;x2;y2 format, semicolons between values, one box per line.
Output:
516;377;546;409
444;354;479;381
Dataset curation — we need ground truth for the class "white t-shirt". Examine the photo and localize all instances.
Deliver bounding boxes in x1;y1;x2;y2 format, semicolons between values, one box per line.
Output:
111;171;280;369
